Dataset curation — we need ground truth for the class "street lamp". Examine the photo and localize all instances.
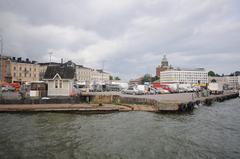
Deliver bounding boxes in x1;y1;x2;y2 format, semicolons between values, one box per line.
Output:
49;52;53;63
0;35;3;82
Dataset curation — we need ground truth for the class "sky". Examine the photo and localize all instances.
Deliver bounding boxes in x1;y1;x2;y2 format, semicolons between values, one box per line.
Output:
0;0;239;81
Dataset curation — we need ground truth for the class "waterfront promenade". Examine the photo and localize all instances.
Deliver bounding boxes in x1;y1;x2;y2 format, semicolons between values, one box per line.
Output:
0;91;238;113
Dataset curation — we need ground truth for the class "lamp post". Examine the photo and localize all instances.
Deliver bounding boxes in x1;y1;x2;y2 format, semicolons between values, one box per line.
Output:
49;52;53;63
0;35;3;82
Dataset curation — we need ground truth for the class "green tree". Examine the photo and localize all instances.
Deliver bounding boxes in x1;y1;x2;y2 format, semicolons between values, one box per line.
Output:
109;75;113;80
208;71;216;77
151;76;159;82
114;76;121;80
141;74;152;84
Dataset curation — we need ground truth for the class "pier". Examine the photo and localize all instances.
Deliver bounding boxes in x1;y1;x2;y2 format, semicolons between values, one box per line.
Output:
0;91;239;113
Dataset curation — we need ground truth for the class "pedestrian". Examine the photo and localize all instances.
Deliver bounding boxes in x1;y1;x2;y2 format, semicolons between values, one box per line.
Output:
19;85;26;100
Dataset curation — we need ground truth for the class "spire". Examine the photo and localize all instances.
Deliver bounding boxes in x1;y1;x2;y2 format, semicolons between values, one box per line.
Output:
161;55;168;67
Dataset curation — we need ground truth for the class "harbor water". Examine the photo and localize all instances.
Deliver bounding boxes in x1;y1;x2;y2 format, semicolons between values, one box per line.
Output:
0;98;240;159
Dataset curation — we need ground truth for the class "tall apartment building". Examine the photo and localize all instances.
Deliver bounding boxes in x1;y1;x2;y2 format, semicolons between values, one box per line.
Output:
11;57;40;83
160;68;208;84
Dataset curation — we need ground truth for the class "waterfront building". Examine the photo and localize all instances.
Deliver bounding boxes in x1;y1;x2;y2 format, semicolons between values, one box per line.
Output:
160;68;208;84
91;69;110;84
76;65;92;84
209;76;240;89
11;57;40;83
43;62;75;96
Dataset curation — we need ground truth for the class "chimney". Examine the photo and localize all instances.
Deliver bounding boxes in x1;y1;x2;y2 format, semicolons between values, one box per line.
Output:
26;58;29;63
17;57;22;62
12;57;16;61
61;58;63;64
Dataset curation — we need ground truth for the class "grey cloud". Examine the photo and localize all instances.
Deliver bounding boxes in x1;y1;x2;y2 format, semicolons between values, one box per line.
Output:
0;0;240;81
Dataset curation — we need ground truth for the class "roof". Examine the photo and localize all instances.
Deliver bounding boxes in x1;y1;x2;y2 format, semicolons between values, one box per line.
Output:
44;65;75;79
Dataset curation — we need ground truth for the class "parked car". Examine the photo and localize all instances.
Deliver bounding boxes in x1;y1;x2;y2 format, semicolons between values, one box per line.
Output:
148;87;160;95
1;85;16;92
121;87;144;95
158;87;170;94
72;84;82;96
106;84;121;92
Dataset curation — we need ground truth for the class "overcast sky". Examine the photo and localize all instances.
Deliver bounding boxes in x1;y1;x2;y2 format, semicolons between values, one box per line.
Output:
0;0;239;80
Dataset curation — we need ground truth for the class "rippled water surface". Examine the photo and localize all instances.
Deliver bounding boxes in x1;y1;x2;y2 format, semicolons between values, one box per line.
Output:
0;98;240;159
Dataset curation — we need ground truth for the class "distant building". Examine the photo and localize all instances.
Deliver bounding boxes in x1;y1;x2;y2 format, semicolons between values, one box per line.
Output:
38;62;60;80
129;77;144;85
0;56;12;83
91;69;110;84
43;62;75;96
160;68;208;84
209;76;240;89
11;57;40;83
156;55;171;77
76;65;92;84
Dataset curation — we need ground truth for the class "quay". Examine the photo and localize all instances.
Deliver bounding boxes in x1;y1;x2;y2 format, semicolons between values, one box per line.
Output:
0;92;239;113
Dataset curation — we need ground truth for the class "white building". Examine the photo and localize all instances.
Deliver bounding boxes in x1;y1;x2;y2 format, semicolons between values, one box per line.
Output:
91;69;110;84
75;65;110;84
43;64;75;96
160;68;208;84
209;76;240;89
76;65;92;84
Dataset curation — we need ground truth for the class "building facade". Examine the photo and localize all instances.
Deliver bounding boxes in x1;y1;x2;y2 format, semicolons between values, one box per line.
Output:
76;66;110;84
160;68;208;84
156;55;171;77
0;56;12;83
76;65;92;84
209;76;240;89
91;69;110;84
39;62;60;80
11;57;40;83
43;64;75;96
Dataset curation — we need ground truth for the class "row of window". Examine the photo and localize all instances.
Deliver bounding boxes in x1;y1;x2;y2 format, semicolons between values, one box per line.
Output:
13;72;37;78
55;80;63;89
13;66;37;72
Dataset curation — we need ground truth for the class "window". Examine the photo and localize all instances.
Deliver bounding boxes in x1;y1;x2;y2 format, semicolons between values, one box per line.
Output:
59;80;63;88
14;66;16;70
55;80;58;88
19;73;22;77
24;73;26;77
30;73;31;77
20;67;22;71
14;73;16;77
30;68;32;71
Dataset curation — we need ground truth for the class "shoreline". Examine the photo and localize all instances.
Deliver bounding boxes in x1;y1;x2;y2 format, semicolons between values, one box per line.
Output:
0;92;238;113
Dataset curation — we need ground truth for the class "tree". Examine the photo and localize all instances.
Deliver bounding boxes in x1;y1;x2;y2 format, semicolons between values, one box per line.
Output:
114;76;121;80
211;79;217;83
109;75;113;80
151;76;159;82
208;71;216;77
141;74;152;84
229;71;240;76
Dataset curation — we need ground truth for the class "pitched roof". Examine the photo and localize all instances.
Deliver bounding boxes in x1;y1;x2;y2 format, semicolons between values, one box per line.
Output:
44;65;75;79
